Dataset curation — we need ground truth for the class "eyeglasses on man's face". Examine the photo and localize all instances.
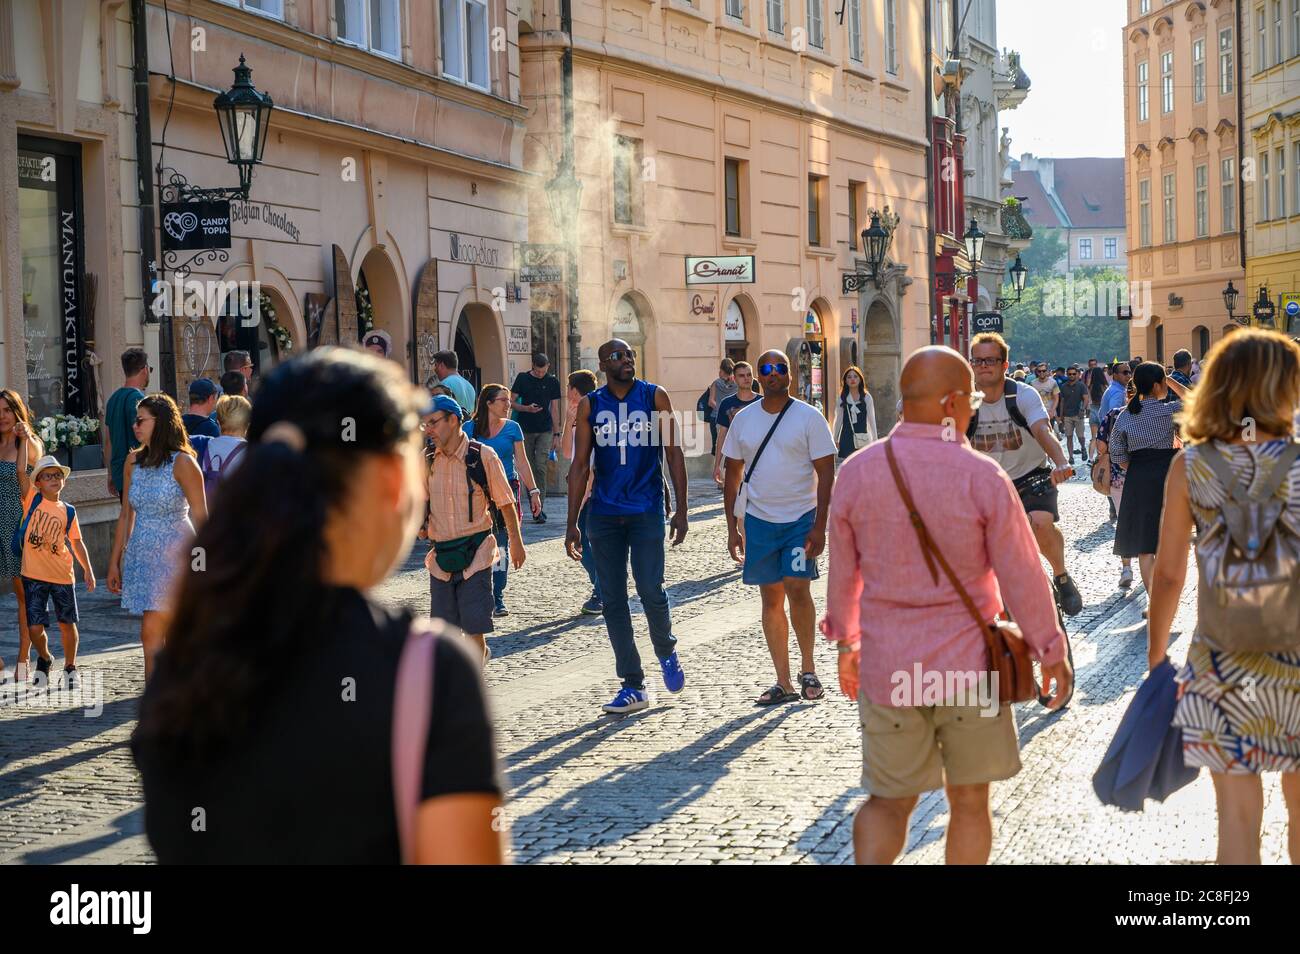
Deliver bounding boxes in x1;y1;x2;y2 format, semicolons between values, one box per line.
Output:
970;356;1002;368
939;390;985;411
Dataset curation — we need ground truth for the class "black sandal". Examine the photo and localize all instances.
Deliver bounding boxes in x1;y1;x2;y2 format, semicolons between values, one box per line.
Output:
799;672;824;701
755;684;799;706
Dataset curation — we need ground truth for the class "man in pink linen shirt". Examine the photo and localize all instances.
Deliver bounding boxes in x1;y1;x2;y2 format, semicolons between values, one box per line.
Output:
820;347;1072;864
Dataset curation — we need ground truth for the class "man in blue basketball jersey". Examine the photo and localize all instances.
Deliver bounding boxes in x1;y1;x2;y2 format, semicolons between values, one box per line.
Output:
566;339;688;713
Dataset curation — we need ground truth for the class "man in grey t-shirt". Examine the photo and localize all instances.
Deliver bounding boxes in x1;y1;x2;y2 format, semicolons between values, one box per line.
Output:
1058;366;1089;464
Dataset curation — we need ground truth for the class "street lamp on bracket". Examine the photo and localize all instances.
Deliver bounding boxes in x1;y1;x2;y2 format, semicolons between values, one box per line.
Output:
995;254;1028;311
1223;280;1242;325
935;218;986;291
843;214;893;294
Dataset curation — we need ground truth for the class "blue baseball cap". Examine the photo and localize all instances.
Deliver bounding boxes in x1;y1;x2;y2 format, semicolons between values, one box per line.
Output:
428;394;464;420
189;377;222;400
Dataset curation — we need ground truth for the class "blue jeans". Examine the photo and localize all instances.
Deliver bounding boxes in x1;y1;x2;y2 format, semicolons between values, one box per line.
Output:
493;536;508;607
586;508;677;690
577;499;599;593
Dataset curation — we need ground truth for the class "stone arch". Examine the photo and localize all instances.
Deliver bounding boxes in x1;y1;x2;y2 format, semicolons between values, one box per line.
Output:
1192;324;1210;359
722;291;758;364
860;293;901;432
216;261;307;351
448;299;506;395
1147;315;1165;365
610;289;656;383
355;241;409;369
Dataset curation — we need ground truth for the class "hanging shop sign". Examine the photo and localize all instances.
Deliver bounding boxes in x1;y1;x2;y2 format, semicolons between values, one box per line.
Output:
685;255;755;286
973;311;1003;334
160;200;232;252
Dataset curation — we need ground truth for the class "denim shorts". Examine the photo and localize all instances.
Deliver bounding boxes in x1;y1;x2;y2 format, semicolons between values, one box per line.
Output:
742;508;820;585
429;567;494;635
22;576;79;626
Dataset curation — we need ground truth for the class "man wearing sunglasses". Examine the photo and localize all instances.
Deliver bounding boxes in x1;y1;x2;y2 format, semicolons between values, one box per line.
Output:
722;350;837;705
968;334;1083;618
566;339;688;714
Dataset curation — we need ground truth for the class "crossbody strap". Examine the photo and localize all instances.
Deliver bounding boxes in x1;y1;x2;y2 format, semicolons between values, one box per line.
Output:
743;398;794;486
392;618;440;865
884;439;996;648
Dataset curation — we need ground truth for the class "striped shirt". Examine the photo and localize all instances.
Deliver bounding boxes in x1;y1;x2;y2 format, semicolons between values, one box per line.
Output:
1109;397;1183;467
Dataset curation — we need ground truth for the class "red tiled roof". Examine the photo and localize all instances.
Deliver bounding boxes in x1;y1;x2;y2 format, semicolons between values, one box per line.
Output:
1052;158;1126;228
1011;169;1065;228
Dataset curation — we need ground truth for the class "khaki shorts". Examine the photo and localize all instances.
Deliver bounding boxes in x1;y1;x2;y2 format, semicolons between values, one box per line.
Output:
858;694;1022;798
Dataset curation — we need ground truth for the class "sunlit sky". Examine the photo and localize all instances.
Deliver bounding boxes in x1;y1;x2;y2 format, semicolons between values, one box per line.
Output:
996;0;1125;158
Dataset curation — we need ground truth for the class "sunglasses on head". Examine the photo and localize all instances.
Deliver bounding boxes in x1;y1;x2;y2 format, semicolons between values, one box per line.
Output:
758;362;789;376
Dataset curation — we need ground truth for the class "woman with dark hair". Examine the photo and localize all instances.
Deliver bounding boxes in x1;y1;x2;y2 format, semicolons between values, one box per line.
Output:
1108;361;1188;597
463;383;542;616
131;348;503;863
106;394;207;678
0;389;44;682
831;365;877;461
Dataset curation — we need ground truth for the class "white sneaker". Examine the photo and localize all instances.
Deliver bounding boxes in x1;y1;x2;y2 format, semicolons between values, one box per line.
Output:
1118;566;1134;589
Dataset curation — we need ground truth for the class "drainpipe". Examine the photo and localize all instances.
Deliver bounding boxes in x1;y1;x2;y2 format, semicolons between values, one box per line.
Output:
561;0;580;377
925;0;937;345
131;0;172;396
1236;0;1246;273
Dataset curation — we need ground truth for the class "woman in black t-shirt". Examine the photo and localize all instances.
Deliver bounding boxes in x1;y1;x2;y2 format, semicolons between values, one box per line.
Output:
131;348;504;864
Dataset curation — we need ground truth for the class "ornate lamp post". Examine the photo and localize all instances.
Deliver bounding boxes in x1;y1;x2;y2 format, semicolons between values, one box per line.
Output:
1222;280;1241;325
995;254;1028;311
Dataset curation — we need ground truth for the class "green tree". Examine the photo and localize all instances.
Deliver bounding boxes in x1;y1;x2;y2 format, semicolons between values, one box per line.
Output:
1000;232;1129;365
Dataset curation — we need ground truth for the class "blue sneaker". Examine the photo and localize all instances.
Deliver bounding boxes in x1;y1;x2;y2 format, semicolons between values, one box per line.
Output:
660;651;685;693
601;686;649;714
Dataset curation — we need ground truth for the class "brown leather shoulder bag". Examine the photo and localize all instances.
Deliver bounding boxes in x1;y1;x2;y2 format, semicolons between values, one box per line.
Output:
884;438;1038;704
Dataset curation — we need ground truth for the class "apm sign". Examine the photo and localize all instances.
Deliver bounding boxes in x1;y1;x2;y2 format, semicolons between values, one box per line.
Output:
972;311;1003;334
685;255;755;286
160;200;232;252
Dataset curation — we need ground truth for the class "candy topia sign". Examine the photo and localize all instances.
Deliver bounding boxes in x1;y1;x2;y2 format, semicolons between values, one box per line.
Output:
684;255;755;286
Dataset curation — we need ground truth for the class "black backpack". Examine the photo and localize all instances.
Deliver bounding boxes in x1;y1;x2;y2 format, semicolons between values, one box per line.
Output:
965;377;1031;441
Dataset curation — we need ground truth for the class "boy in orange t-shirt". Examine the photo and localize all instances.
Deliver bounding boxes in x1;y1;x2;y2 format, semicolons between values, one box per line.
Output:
14;440;96;688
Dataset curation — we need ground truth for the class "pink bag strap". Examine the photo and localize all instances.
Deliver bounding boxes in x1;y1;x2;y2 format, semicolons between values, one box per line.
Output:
392;618;439;865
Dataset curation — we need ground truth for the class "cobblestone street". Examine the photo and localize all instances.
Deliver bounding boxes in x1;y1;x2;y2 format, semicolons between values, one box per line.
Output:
0;476;1293;864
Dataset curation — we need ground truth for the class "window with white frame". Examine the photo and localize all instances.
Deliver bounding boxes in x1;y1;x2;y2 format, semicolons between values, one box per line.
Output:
1139;179;1151;246
1260;151;1271;220
441;0;489;89
1104;236;1118;259
1161;51;1173;113
885;0;898;74
726;0;744;18
807;0;824;49
847;0;862;62
1195;164;1208;237
1275;1;1284;66
1079;238;1093;260
1279;146;1288;218
1258;7;1269;71
216;0;284;17
1163;172;1176;242
767;0;784;34
1137;61;1149;121
1192;38;1205;103
336;0;400;58
1220;28;1234;93
1294;0;1300;57
1221;156;1236;231
1140;0;1150;12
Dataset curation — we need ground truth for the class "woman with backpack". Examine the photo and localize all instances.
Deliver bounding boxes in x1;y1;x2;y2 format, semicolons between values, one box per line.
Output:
131;348;504;863
464;384;542;617
1147;329;1300;864
1107;362;1189;598
194;395;250;504
106;394;207;679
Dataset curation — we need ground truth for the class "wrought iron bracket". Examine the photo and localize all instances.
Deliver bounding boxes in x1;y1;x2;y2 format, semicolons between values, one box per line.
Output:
158;166;248;204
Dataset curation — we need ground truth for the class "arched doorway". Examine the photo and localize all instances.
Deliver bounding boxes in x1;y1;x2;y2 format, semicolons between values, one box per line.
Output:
1192;325;1210;359
1147;317;1164;365
612;292;653;381
357;247;406;369
793;299;831;417
723;296;753;365
861;297;901;432
453;301;505;394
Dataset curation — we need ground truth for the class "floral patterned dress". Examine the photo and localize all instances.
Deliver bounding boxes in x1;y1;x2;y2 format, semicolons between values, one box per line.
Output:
1172;440;1300;773
121;452;194;614
0;457;26;579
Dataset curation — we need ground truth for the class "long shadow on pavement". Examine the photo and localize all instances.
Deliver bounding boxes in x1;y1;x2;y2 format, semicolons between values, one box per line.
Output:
509;707;801;862
16;806;144;864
